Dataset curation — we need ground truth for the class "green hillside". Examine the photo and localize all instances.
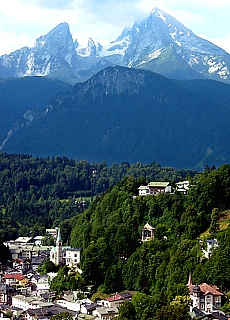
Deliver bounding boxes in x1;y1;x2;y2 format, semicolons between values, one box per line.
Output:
1;153;230;318
62;163;230;318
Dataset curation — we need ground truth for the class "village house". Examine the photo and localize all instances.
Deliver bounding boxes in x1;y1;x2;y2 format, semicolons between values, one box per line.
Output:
98;292;133;309
187;275;223;314
206;239;219;258
56;297;81;312
0;304;24;319
200;239;219;259
92;306;119;319
138;185;150;196
3;272;29;287
36;278;50;296
0;284;15;305
12;259;30;273
31;255;48;272
4;242;53;262
82;302;99;315
12;295;54;311
10;237;33;245
56;296;99;314
33;236;44;246
0;284;8;305
98;294;124;309
22;303;78;320
30;274;51;296
175;180;190;194
45;228;59;238
138;182;172;196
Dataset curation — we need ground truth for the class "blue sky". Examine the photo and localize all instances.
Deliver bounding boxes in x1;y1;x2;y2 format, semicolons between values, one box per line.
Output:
0;0;230;55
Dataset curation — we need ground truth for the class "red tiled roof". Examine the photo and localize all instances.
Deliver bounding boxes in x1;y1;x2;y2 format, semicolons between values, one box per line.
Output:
105;294;124;302
188;283;223;296
3;273;26;281
200;283;223;296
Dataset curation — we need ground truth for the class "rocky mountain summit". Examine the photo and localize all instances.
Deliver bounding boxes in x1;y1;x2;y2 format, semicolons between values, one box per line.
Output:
0;8;230;84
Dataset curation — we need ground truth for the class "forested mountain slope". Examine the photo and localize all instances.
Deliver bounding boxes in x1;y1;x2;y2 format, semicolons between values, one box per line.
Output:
61;164;230;315
0;153;194;242
2;67;230;169
0;77;72;148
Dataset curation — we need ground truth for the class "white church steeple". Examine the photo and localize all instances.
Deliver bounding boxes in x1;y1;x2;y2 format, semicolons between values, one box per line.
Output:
56;227;63;265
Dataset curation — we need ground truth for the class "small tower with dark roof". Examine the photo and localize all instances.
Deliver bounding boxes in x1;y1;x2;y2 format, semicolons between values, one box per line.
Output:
193;284;201;297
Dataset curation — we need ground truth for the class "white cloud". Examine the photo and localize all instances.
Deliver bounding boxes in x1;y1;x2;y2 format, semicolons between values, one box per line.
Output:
210;36;230;54
0;30;31;55
31;0;74;10
0;0;83;54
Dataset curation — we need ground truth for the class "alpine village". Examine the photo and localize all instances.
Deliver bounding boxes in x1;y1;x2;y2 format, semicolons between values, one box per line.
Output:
1;6;230;320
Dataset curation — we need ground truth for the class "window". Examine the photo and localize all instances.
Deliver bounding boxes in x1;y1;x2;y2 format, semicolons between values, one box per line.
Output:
206;295;212;304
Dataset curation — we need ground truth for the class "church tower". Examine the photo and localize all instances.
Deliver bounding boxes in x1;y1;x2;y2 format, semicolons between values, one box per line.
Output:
56;227;63;265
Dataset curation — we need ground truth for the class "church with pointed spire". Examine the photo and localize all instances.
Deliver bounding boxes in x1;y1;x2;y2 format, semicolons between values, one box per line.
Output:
50;227;81;268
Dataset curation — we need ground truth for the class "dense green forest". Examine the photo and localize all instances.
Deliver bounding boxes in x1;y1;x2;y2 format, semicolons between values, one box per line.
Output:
0;152;194;241
2;153;230;318
65;164;230;292
53;163;230;319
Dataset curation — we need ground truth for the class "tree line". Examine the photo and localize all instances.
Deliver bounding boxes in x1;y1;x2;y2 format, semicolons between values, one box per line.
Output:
0;152;194;241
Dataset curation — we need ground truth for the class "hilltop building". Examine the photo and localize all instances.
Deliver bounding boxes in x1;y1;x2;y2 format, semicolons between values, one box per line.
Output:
141;223;155;242
175;180;190;194
201;239;219;259
138;182;172;196
45;227;59;238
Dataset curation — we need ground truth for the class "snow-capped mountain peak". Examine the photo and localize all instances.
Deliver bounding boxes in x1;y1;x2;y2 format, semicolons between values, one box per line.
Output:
0;10;230;84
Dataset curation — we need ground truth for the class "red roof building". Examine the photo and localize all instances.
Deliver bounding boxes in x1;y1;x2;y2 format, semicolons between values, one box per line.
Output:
3;273;27;286
187;275;223;314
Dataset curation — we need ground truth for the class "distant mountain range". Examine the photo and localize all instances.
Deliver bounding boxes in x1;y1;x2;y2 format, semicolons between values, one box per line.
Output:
1;67;230;169
0;7;230;84
1;8;230;169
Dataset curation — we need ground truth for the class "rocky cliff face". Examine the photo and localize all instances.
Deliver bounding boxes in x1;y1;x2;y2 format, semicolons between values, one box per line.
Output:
121;9;230;82
0;23;79;82
0;8;230;84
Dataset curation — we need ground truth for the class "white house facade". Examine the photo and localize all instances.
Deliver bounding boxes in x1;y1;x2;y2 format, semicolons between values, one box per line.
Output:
187;277;223;314
138;182;172;196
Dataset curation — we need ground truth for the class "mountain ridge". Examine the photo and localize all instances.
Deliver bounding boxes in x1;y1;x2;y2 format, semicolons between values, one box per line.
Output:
0;8;230;84
2;66;230;169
